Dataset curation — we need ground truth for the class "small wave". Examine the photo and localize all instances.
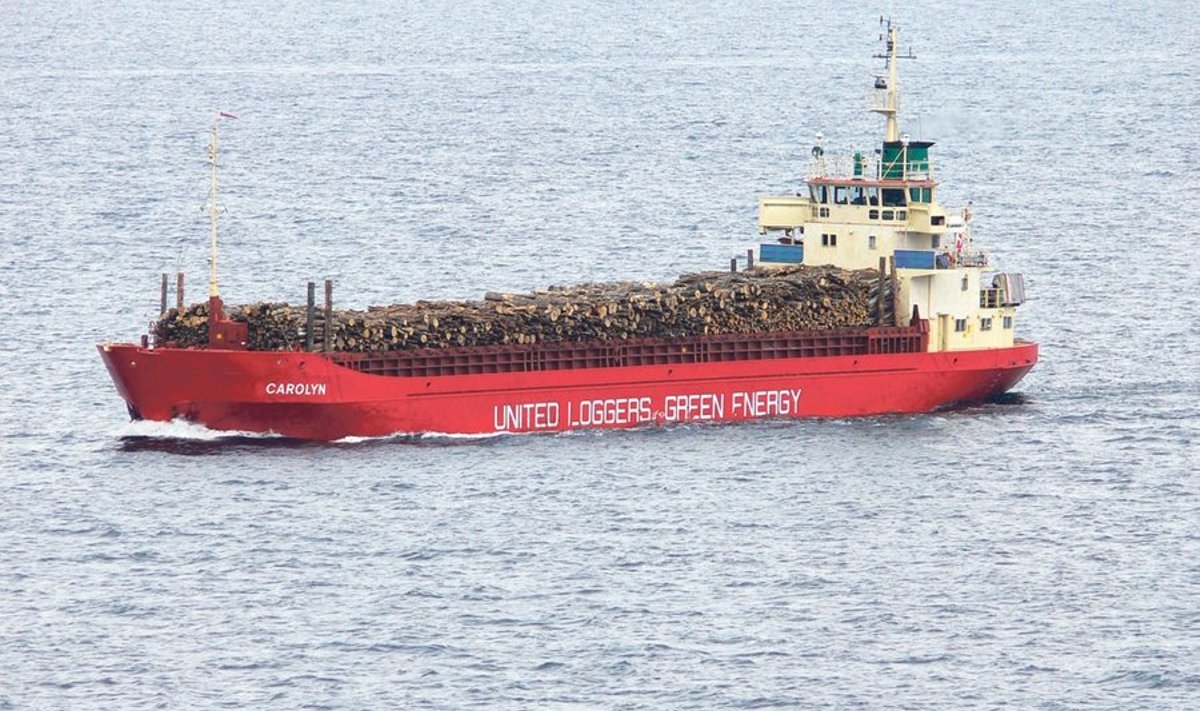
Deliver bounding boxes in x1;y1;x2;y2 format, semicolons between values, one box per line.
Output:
870;654;953;665
986;391;1033;405
334;430;511;444
403;587;443;598
1100;669;1200;689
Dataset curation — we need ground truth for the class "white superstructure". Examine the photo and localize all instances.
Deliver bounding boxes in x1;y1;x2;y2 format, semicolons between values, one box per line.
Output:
754;19;1026;353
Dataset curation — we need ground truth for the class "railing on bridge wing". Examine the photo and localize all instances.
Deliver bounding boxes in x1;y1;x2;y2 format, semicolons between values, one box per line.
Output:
895;249;988;270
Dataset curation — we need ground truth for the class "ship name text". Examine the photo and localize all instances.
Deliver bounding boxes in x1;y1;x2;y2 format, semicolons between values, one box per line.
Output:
265;382;328;396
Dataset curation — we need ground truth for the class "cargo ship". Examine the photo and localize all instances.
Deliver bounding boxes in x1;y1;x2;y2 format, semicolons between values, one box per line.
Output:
99;21;1037;440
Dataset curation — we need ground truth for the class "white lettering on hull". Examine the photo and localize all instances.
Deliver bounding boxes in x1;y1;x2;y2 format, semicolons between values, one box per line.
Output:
490;388;803;432
661;393;724;422
731;388;803;417
571;397;653;427
265;382;328;396
493;402;561;431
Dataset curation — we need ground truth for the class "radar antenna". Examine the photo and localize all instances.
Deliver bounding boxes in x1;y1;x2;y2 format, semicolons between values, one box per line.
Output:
870;18;915;143
811;131;826;177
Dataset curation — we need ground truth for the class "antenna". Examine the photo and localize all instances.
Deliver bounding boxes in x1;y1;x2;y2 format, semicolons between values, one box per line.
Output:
208;111;238;298
870;19;916;143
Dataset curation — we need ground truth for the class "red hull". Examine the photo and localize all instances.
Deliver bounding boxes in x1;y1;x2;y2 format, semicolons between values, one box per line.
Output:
98;341;1037;440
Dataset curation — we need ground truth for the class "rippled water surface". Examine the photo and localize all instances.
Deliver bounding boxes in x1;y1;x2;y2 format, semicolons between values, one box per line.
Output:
2;1;1198;708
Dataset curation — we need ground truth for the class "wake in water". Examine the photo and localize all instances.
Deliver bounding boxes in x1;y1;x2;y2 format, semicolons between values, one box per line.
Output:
115;418;511;453
116;419;299;454
118;418;283;441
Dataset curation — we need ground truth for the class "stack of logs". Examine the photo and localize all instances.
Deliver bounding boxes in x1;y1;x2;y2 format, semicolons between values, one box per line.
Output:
154;264;897;352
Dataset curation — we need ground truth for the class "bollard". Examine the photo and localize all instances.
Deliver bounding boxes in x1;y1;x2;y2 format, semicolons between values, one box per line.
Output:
306;281;316;352
877;256;887;326
323;279;333;352
160;273;169;315
176;273;184;310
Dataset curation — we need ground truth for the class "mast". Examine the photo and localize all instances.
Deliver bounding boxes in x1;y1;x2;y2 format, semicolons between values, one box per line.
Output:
199;111;250;349
870;18;913;143
207;119;220;298
207;111;238;298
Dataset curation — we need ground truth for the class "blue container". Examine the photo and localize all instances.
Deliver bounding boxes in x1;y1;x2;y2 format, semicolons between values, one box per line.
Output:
894;249;936;269
759;243;804;264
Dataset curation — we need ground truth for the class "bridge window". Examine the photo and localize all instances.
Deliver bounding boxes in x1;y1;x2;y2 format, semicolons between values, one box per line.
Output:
866;187;879;206
817;185;829;203
833;185;849;205
882;188;906;207
850;186;865;205
905;187;933;204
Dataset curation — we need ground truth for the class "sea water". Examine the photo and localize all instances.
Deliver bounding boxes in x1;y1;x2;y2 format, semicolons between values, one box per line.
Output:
1;1;1197;707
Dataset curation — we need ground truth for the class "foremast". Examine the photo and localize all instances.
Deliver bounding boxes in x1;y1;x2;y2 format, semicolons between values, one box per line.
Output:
208;117;222;299
202;111;248;349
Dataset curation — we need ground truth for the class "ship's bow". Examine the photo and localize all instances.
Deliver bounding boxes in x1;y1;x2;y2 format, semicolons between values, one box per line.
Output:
98;343;152;420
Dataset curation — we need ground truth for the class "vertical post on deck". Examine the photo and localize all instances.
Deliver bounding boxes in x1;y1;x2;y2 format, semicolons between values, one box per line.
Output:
730;257;737;273
889;255;899;326
160;274;169;315
323;279;333;353
877;256;887;326
305;281;316;352
746;249;754;269
176;273;185;310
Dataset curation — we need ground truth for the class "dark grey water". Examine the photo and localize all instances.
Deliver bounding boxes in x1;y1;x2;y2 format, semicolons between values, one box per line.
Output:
2;1;1198;708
